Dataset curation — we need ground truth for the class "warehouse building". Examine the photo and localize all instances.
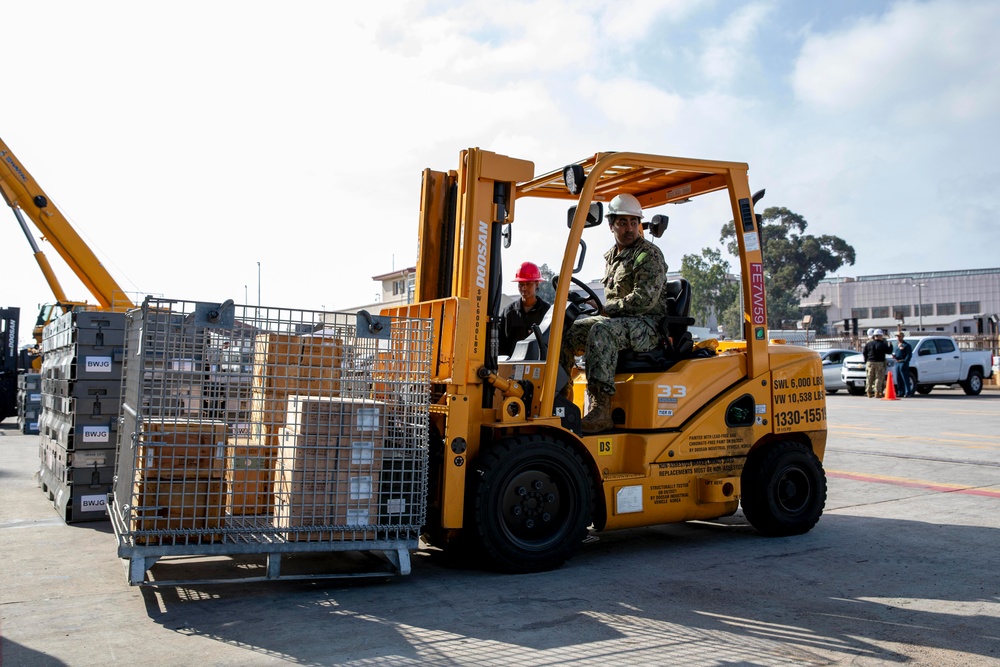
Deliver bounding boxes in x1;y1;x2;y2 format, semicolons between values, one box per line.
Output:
803;268;1000;336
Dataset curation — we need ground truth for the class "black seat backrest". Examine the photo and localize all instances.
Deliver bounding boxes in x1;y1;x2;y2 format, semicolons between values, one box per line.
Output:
661;278;694;343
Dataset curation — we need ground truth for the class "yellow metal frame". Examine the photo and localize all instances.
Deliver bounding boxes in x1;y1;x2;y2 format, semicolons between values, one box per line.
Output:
1;136;135;327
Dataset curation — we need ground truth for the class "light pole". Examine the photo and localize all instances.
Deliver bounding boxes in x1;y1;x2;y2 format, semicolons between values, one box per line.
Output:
912;281;926;332
257;262;261;309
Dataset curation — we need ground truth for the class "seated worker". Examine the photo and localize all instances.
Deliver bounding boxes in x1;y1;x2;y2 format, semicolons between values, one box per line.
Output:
560;193;668;433
498;261;551;357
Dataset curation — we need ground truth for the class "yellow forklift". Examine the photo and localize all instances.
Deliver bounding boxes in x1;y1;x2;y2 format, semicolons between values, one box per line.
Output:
383;149;828;572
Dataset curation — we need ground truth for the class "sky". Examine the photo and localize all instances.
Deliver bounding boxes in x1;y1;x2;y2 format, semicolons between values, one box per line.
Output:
3;0;999;347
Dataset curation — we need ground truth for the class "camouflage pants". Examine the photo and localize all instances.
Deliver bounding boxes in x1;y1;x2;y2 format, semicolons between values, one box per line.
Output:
866;361;887;397
560;315;661;395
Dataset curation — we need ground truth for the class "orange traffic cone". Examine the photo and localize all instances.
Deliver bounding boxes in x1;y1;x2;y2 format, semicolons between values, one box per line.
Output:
883;370;898;400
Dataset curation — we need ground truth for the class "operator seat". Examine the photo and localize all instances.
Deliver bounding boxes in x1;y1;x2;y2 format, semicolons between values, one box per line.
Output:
615;278;698;373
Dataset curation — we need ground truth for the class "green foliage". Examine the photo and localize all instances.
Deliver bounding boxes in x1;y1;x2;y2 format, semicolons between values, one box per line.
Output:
680;248;738;328
720;207;855;330
536;263;556;303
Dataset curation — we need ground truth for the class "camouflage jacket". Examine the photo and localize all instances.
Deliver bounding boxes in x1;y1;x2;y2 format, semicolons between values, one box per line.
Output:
602;236;668;321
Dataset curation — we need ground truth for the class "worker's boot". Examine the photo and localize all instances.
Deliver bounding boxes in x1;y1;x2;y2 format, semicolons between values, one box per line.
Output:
581;389;613;434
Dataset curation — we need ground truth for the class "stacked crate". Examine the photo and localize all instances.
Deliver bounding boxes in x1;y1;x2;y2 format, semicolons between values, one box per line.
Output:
237;332;343;517
38;311;126;523
16;373;41;435
274;395;384;541
129;418;227;544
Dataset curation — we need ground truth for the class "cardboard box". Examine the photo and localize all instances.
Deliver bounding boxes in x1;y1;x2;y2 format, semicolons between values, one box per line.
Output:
131;479;225;544
253;365;339;393
136;419;227;481
274;470;380;542
285;395;386;437
275;428;338;481
252;333;344;392
300;335;344;368
225;435;274;515
281;398;386;477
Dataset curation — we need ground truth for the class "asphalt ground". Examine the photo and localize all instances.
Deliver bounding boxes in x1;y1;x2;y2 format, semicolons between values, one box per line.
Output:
2;387;999;666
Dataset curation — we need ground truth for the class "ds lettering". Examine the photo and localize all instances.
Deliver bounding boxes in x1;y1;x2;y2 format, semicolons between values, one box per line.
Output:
598;439;613;456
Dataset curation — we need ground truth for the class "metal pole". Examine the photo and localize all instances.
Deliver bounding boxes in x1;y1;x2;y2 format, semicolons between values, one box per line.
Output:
257;262;261;308
912;280;925;332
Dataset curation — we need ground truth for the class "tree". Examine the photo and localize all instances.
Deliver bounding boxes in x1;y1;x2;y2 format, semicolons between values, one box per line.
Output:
721;207;855;330
680;248;738;329
536;263;556;303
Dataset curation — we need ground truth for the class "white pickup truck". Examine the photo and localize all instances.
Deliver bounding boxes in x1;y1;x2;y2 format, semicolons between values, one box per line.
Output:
840;335;993;396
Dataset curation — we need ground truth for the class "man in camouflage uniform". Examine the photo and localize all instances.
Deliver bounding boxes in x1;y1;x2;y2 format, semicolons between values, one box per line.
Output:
560;193;668;433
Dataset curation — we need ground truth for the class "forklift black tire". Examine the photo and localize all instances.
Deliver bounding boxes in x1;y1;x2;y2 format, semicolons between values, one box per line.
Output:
846;385;865;396
471;435;594;573
741;441;826;537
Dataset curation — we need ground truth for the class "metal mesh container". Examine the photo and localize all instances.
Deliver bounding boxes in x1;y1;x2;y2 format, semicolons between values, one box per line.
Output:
109;297;432;585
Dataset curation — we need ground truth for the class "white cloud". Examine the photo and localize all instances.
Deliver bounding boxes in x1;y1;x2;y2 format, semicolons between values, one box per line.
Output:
575;74;684;126
699;2;773;86
792;0;1000;123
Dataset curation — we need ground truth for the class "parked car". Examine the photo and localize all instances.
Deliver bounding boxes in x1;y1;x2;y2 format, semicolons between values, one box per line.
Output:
819;348;856;393
841;335;993;396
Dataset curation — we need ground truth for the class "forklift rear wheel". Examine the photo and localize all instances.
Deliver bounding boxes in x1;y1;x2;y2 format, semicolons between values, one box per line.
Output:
741;441;826;536
471;435;594;573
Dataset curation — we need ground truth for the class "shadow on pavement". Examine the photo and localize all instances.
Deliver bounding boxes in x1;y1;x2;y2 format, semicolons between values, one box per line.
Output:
133;512;1000;665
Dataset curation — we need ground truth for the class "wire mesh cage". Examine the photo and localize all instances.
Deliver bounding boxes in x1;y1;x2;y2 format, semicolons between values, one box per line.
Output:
109;297;432;584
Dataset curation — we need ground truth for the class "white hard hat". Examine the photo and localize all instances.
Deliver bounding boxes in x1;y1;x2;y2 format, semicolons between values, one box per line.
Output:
874;329;884;336
607;193;644;219
866;328;874;336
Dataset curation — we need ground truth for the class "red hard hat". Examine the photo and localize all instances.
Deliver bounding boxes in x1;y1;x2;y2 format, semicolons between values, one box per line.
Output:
514;261;542;282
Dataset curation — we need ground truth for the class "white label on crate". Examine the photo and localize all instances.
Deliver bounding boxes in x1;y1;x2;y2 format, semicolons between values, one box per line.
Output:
77;452;108;466
170;358;196;371
29;393;41;402
80;494;107;513
230;423;251;436
349;475;374;501
512;365;524;381
82;425;111;443
346;508;372;526
351;441;375;466
357;407;381;431
216;443;225;459
386;498;407;515
85;356;113;373
29;422;39;430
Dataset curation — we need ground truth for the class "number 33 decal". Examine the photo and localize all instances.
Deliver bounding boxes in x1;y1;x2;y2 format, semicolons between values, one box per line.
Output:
658;385;687;398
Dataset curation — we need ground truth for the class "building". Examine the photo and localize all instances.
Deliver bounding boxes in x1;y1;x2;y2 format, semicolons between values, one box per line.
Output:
336;267;417;315
803;268;1000;335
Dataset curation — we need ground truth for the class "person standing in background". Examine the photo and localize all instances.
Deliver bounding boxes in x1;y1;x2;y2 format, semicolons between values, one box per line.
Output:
863;329;893;398
893;331;914;397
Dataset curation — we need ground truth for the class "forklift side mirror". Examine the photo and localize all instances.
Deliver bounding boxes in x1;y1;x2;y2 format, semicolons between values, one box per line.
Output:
566;202;604;229
644;214;668;238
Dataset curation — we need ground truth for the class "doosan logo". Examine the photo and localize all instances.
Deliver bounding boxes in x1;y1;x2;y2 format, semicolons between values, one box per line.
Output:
475;221;488;288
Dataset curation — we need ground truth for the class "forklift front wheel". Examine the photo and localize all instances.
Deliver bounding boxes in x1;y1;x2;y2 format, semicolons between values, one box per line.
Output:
471;435;594;573
740;441;826;537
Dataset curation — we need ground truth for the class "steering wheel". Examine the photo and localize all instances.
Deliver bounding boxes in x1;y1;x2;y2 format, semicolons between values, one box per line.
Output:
552;274;605;316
